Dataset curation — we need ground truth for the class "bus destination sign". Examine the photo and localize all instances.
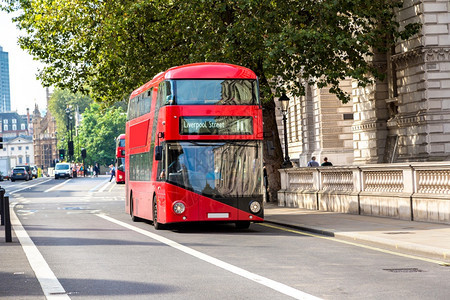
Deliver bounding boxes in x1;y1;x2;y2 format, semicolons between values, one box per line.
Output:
180;116;253;135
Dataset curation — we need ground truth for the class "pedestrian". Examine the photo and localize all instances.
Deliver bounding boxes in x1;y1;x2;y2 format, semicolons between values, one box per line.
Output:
321;157;333;166
307;156;320;167
94;163;100;177
109;164;116;182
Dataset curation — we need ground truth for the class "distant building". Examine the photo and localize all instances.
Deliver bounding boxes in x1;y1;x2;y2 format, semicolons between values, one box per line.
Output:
0;111;30;137
0;135;34;168
0;46;11;112
33;88;57;171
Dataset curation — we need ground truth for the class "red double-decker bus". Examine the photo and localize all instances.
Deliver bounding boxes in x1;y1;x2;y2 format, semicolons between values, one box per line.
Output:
115;134;126;184
125;62;264;229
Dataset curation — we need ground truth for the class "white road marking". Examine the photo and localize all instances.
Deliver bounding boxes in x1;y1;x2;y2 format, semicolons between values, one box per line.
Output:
44;179;71;193
108;182;120;192
9;179;53;195
97;214;321;300
89;180;109;193
10;203;70;299
98;180;112;192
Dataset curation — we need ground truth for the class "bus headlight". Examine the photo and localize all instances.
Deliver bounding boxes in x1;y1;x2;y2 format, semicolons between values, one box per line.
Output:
173;202;186;214
249;201;261;214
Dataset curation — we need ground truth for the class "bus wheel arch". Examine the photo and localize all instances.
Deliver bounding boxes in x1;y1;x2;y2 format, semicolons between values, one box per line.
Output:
130;191;140;222
152;194;164;230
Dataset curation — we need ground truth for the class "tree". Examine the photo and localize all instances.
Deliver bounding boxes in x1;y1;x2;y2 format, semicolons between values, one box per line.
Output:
2;0;420;201
77;103;126;167
48;88;93;152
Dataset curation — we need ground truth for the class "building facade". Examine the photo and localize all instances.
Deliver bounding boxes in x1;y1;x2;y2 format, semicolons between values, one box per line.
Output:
279;1;450;167
0;46;11;112
0;111;30;137
32;88;58;171
0;135;34;167
277;1;450;224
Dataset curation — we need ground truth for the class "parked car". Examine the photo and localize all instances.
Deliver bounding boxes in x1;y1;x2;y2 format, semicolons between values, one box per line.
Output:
31;165;38;178
54;163;73;179
16;165;33;180
11;167;30;182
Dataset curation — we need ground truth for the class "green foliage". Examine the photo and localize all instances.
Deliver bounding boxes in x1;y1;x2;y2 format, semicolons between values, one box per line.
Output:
77;103;126;166
1;0;420;104
48;88;93;146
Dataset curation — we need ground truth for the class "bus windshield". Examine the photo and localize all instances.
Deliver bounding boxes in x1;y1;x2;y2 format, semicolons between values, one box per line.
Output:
161;141;262;198
172;79;258;105
118;157;125;172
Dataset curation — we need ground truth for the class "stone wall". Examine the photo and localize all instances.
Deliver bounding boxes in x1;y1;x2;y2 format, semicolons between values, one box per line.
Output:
278;162;450;224
389;0;450;161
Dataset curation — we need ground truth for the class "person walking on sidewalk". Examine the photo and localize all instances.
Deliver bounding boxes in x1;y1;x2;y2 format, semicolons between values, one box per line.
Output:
307;156;320;167
93;163;100;177
109;164;116;182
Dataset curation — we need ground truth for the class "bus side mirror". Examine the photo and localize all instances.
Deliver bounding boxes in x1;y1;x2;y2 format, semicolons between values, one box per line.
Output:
155;146;162;161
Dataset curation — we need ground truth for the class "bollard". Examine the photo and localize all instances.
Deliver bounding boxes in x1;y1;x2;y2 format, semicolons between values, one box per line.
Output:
4;196;11;242
0;187;4;226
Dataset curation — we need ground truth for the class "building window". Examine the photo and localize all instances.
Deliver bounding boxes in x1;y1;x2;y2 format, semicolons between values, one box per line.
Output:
12;119;17;124
19;157;23;164
12;124;17;131
343;113;354;120
3;119;7;124
26;146;29;150
26;156;30;164
18;146;22;150
3;125;7;131
21;124;25;130
11;147;14;151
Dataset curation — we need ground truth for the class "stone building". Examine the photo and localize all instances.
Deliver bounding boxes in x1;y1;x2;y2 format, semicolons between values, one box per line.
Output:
33;89;57;171
0;135;34;167
279;1;450;167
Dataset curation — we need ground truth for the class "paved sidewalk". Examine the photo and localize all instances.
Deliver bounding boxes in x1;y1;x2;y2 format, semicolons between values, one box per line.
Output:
264;203;450;263
0;229;45;299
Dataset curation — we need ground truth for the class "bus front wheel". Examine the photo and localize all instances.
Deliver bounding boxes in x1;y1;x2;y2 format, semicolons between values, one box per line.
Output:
235;221;250;229
153;196;163;230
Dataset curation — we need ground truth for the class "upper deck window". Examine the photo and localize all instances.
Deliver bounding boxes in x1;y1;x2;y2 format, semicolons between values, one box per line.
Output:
171;79;258;105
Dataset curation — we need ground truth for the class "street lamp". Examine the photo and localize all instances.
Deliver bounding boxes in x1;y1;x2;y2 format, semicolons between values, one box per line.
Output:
65;106;73;161
279;93;293;168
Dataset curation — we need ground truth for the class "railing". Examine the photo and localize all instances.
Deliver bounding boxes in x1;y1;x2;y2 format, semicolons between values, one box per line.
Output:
278;162;450;224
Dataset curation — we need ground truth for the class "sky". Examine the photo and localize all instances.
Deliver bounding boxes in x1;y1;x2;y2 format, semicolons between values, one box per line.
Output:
0;10;47;115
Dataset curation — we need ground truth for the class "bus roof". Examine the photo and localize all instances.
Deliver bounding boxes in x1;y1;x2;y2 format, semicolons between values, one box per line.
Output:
117;134;125;140
130;63;257;99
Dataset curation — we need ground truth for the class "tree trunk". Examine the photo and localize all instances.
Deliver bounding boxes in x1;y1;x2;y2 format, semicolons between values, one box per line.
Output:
262;98;283;203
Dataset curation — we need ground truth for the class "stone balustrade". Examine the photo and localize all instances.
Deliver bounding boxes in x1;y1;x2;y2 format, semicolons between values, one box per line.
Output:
278;162;450;224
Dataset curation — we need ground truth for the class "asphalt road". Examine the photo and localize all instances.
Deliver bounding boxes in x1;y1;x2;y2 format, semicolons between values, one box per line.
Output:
2;176;449;299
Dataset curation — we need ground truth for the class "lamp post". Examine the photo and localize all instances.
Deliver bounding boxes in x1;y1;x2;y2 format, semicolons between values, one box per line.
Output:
279;93;293;168
65;106;73;161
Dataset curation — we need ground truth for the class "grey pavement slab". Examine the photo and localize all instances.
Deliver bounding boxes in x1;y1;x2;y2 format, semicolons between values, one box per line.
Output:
0;229;45;299
264;203;450;263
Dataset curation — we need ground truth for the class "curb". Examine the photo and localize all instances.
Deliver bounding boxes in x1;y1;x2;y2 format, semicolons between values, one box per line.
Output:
264;219;450;264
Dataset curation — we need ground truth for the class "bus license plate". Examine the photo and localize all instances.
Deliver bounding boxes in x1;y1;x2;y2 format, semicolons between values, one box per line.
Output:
207;213;229;219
